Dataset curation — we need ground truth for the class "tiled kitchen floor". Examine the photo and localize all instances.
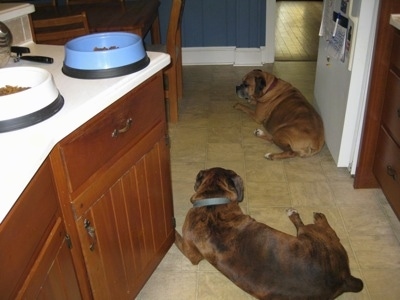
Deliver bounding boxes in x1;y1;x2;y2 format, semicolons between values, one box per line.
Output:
136;62;400;299
275;1;323;61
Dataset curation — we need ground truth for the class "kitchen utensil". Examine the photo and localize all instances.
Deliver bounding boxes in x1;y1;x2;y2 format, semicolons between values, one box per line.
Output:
17;56;54;64
11;46;54;64
0;22;12;47
0;22;12;67
62;32;149;79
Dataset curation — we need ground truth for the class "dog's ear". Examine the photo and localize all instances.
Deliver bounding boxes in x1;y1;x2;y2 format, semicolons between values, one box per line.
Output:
194;170;205;191
254;76;266;97
230;174;244;202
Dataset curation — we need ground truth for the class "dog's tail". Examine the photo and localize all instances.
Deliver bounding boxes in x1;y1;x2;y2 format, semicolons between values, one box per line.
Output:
343;275;363;293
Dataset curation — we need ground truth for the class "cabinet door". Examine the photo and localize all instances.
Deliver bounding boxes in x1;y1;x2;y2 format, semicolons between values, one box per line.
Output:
17;218;82;299
0;159;81;299
75;134;174;299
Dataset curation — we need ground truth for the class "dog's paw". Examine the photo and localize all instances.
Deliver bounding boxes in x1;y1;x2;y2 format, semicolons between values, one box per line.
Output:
313;212;326;221
286;208;298;216
233;103;241;109
264;153;273;160
254;128;265;137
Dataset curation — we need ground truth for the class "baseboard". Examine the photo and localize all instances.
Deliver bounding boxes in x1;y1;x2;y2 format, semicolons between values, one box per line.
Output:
182;46;273;66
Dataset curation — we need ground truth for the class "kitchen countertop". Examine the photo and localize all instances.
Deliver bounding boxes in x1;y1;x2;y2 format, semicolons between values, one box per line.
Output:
0;3;34;21
390;14;400;30
0;43;170;222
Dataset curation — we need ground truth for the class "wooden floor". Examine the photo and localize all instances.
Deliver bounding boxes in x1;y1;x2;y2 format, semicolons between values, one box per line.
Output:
275;1;323;61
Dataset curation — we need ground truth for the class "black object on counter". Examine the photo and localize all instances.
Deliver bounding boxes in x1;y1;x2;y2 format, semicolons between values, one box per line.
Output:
11;46;54;64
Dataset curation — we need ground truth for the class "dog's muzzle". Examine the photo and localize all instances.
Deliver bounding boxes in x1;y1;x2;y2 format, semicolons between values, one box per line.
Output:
236;84;248;99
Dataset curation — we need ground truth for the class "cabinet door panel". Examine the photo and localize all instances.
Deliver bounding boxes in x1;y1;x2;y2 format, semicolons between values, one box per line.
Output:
146;142;174;249
131;158;157;262
36;242;81;300
121;170;147;275
86;193;129;298
17;218;81;299
76;138;174;299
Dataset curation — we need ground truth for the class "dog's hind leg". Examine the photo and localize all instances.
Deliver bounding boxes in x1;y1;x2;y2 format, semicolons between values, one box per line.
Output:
254;129;299;160
265;150;299;160
254;128;273;142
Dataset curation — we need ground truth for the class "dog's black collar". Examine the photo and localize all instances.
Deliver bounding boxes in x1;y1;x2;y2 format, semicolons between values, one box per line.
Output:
192;197;231;208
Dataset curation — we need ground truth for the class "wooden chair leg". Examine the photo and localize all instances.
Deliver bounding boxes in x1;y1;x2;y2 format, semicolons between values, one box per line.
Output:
177;52;183;101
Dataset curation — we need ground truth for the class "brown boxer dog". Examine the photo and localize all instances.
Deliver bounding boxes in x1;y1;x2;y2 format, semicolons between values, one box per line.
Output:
234;69;325;160
175;167;363;299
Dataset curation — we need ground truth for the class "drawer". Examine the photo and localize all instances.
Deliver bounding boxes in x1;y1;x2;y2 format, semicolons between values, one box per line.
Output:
381;70;400;145
391;29;400;73
59;72;164;193
373;127;400;217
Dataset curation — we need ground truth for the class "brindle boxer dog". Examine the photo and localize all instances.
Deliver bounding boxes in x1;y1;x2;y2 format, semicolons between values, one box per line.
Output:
175;167;363;299
234;69;325;160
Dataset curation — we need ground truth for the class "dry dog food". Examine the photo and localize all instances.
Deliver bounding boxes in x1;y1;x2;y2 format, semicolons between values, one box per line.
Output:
93;46;119;51
0;85;30;96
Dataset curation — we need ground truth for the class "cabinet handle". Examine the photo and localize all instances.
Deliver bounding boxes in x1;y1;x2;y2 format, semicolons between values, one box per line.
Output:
386;165;398;181
84;219;96;251
112;118;133;138
397;108;400;118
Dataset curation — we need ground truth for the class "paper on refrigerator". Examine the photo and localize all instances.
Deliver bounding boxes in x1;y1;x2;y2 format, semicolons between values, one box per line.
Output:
319;0;347;63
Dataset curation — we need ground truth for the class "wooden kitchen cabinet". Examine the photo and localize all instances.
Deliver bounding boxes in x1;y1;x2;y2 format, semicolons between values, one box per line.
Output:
373;27;400;219
354;0;400;190
50;71;175;298
0;159;81;299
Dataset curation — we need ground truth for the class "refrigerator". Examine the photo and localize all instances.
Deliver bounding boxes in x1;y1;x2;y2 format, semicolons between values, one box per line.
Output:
314;0;380;174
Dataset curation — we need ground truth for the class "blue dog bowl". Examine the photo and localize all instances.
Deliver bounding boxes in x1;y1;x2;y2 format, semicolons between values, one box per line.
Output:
62;32;150;79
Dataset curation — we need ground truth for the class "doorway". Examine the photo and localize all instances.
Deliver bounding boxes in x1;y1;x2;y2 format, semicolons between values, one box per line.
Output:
275;1;323;61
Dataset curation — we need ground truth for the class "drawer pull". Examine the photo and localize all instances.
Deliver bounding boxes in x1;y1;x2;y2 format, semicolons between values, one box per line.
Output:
112;118;133;138
386;165;398;181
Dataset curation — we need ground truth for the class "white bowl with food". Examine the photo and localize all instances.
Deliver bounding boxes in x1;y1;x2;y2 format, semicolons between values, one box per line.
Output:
0;66;63;132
